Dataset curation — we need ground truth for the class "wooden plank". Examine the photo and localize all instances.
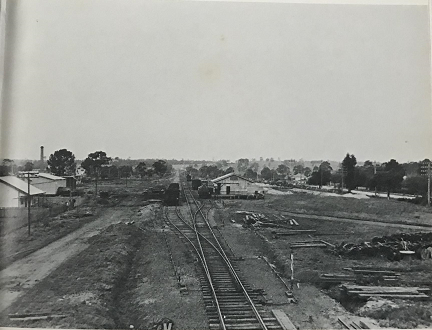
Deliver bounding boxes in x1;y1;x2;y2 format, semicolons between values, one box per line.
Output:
9;314;67;321
356;293;429;300
343;285;430;293
291;244;327;248
353;270;398;276
272;309;297;330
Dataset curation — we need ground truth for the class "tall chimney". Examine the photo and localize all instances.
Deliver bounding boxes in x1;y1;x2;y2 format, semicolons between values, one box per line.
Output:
40;146;44;162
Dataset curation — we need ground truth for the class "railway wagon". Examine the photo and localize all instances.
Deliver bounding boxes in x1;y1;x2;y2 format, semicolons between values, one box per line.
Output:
165;183;180;206
191;179;202;190
198;184;212;199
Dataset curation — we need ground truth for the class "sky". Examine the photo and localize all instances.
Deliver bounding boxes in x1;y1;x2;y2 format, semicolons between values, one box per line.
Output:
1;0;431;163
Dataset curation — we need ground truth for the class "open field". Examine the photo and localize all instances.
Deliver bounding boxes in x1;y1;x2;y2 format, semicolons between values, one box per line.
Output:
263;192;432;227
1;172;431;329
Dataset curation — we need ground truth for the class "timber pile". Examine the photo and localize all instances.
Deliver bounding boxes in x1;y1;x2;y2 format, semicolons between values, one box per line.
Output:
319;267;401;285
338;316;378;329
274;230;316;236
290;240;327;249
335;232;432;261
341;284;431;300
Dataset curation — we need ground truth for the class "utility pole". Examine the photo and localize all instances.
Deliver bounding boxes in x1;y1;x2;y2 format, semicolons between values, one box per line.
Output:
420;160;431;207
27;172;31;236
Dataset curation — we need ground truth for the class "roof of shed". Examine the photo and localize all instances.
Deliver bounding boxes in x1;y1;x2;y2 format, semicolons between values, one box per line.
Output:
0;176;46;195
211;172;254;183
38;173;66;181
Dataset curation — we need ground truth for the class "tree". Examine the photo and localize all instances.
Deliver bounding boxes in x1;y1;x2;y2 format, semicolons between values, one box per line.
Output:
276;164;290;178
136;162;147;178
403;176;428;196
47;149;76;176
237;158;249;173
249;162;259;172
23;162;34;171
81;151;111;176
304;167;312;177
119;165;133;178
152;160;168;177
342;153;357;192
261;166;272;181
308;161;332;187
370;159;405;198
244;168;258;180
293;164;304;175
224;167;235;174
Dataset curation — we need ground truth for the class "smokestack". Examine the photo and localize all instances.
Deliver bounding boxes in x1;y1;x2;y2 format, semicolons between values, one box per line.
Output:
40;146;44;162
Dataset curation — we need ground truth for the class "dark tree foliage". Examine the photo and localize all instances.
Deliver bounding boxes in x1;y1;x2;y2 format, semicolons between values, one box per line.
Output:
244;168;258;180
23;162;34;171
224;167;235;174
119;165;133;178
152;160;168;177
48;149;76;176
136;162;147;178
81;151;111;177
370;159;405;198
276;164;290;177
293;164;304;175
304;167;312;177
342;153;357;192
308;161;332;187
261;166;272;180
402;176;428;196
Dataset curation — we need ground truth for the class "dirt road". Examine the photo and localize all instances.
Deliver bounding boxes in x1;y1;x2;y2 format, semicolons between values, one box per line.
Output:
0;206;136;313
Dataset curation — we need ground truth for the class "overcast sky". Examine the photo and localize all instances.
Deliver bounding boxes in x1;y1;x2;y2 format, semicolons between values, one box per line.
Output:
1;0;431;162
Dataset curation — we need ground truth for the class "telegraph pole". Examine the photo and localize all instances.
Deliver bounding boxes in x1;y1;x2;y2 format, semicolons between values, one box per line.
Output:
27;172;31;236
420;160;431;207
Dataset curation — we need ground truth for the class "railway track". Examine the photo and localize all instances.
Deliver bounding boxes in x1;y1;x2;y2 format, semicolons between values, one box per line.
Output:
164;182;284;330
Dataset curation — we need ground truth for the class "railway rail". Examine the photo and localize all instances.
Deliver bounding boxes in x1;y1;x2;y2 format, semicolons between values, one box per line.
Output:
164;181;283;330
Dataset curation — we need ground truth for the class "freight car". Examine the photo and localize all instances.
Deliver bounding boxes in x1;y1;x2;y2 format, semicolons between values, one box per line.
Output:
198;184;212;199
165;183;180;206
191;179;202;190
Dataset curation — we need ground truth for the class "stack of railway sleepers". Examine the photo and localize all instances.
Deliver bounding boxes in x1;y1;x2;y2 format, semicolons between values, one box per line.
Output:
319;273;399;284
275;230;317;236
290;240;327;248
338;316;379;329
341;284;431;300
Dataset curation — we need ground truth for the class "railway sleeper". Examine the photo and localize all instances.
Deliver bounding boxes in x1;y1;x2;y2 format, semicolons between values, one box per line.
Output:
208;317;278;323
209;323;282;330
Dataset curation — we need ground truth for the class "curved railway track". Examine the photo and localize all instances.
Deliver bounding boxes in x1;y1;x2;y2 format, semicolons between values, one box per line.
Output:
164;181;283;330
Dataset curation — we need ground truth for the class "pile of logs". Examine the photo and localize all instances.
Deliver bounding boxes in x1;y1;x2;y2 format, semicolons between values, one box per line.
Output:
334;232;432;261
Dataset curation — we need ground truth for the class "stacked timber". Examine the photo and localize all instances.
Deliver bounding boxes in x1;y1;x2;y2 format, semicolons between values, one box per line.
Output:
342;284;431;300
290;240;327;248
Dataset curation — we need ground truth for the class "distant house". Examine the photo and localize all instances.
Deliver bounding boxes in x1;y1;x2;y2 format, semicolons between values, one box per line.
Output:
0;176;45;208
19;172;67;196
292;173;307;183
211;172;264;195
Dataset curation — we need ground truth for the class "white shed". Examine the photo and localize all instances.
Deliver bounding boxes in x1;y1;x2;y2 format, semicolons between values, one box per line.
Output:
211;173;263;195
0;176;45;208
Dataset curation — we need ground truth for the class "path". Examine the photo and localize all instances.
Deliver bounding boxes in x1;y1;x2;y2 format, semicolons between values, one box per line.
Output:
0;206;135;313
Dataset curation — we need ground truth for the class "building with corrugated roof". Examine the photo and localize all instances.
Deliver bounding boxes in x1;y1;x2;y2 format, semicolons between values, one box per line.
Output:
19;172;66;195
0;176;45;208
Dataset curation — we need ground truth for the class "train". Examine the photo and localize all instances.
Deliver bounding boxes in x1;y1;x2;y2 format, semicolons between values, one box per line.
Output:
164;183;180;206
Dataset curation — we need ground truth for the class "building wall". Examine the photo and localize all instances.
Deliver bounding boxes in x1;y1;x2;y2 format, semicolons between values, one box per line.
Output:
0;183;20;207
26;177;66;195
215;177;262;195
